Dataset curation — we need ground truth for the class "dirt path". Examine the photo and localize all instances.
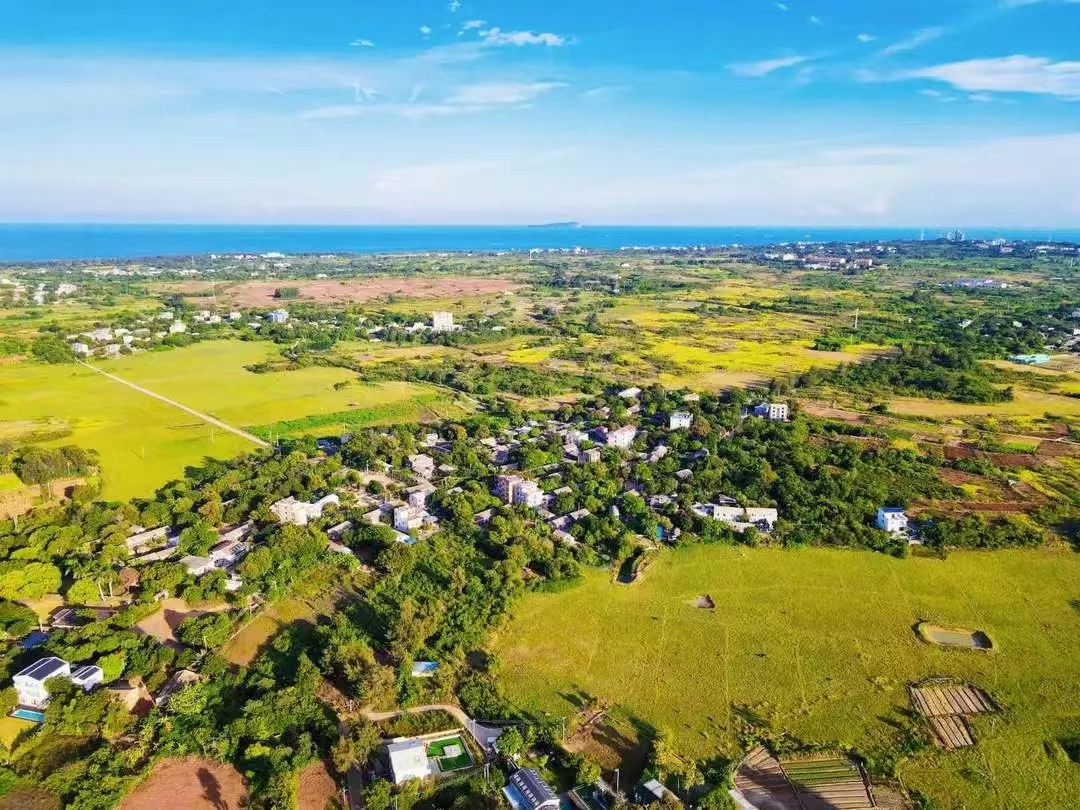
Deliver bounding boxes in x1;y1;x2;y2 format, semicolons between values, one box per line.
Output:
359;703;503;751
77;361;270;448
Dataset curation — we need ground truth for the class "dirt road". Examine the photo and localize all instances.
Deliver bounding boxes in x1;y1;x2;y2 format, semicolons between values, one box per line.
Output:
78;360;270;448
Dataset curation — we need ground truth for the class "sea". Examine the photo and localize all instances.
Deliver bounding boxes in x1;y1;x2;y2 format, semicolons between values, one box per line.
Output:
0;223;1077;263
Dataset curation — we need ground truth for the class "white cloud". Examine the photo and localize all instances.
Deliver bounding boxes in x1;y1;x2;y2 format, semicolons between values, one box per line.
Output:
419;26;432;36
462;20;486;30
809;15;823;25
729;55;812;77
880;27;945;57
1000;0;1080;7
969;93;994;102
349;39;375;48
446;81;566;105
479;28;566;47
904;55;1080;98
857;33;876;43
448;0;462;11
774;3;788;10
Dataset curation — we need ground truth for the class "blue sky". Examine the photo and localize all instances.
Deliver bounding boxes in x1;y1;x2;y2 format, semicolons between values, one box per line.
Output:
2;0;1079;225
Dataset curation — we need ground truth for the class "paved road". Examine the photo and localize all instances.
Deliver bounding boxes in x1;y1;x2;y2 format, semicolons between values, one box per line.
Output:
78;360;271;448
360;703;504;751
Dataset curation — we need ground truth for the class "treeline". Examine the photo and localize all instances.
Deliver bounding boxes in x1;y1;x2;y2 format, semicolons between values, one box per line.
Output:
356;359;609;398
8;445;97;485
797;345;1013;404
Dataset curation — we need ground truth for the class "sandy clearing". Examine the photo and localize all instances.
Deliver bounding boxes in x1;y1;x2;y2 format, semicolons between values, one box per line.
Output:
180;277;519;308
298;760;339;810
134;598;229;648
119;757;248;810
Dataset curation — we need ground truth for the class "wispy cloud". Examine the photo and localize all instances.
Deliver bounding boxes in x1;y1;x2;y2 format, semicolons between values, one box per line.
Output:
857;33;876;43
729;54;812;77
448;0;461;11
462;20;486;31
419;26;432;36
446;81;566;105
774;2;788;10
479;28;566;47
1000;0;1080;6
349;39;375;48
879;27;945;57
903;55;1080;98
809;15;823;25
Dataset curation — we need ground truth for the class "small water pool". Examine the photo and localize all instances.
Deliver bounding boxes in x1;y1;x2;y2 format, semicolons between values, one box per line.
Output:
10;708;45;723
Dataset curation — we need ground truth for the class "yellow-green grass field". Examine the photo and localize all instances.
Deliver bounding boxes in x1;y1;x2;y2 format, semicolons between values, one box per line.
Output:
492;545;1080;809
0;716;35;750
0;472;22;492
224;597;318;666
0;341;464;500
888;388;1080;426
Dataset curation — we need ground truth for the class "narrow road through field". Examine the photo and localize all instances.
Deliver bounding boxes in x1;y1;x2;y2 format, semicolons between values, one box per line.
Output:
77;360;271;448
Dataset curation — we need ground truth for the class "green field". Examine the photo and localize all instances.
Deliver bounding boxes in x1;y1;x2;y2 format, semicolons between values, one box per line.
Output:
0;341;465;500
492;545;1080;809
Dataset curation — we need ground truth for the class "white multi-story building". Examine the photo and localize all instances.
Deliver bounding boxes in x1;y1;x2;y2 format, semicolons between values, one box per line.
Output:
267;309;290;324
753;402;789;422
432;311;454;332
513;480;545;508
877;507;909;535
393;505;427;533
14;657;103;709
606;425;638;449
168;320;187;335
669;411;694;430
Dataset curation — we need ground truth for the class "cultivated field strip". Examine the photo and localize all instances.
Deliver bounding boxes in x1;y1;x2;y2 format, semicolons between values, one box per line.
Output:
734;747;881;810
909;683;995;718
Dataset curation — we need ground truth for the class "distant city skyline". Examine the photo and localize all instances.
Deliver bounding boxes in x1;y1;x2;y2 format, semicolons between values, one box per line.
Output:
2;0;1079;225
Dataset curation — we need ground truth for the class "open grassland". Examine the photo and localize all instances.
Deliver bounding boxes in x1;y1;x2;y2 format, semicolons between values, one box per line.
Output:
0;341;462;500
0;716;35;750
492;545;1080;809
0;297;158;343
224;597;319;666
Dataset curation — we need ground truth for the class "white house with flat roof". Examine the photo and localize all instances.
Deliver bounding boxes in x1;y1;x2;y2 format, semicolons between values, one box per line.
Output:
877;507;909;535
432;311;454;332
669;411;694;430
270;494;340;526
388;738;433;784
752;402;789;422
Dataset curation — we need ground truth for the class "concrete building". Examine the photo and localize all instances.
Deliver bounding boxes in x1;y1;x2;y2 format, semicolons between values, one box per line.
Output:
270;494;340;526
180;555;215;577
605;425;638;449
877;507;909;536
14;657;102;709
753;402;789;422
267;309;290;324
669;411;694;430
393;505;427;533
409;453;436;479
388;739;433;785
14;657;71;708
432;311;454;332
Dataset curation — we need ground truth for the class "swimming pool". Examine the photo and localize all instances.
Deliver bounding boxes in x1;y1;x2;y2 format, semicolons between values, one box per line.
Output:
10;708;45;723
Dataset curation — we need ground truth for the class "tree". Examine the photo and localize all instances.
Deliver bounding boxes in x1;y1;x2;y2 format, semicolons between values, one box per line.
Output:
0;561;61;601
67;578;101;605
363;780;394;810
496;726;524;757
30;334;74;364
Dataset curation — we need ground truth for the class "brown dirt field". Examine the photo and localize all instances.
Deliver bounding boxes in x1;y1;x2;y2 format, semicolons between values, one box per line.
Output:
563;716;650;784
184;278;519;308
943;444;1038;469
119;757;248;810
0;788;60;810
0;476;87;519
298;760;340;810
800;403;867;424
134;598;229;648
1036;440;1080;458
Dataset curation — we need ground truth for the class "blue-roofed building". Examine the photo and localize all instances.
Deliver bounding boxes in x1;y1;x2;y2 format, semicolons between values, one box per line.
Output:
17;630;49;651
503;768;560;810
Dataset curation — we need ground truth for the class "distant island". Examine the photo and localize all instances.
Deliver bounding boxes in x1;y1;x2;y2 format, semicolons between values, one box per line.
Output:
528;221;582;229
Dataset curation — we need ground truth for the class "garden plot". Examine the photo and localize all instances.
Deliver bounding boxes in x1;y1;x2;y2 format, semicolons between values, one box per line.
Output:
427;734;473;773
909;680;997;750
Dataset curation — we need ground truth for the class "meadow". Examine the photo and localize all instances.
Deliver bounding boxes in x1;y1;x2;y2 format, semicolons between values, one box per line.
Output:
491;544;1080;809
0;341;465;501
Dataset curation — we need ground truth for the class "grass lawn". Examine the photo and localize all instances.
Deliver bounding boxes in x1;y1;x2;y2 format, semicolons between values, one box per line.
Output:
0;473;23;493
0;341;466;500
0;716;35;750
427;735;472;771
224;597;319;666
491;545;1080;809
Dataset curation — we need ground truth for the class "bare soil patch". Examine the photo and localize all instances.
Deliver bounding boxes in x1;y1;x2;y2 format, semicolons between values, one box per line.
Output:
0;788;60;810
693;594;716;609
119;757;248;810
134;598;229;648
800;403;867;424
203;278;519;308
298;760;339;810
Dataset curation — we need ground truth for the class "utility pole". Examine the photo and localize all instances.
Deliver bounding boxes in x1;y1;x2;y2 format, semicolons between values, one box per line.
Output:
854;308;859;330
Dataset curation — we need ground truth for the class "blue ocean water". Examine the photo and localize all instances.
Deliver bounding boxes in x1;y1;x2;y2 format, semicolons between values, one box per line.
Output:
0;223;1076;263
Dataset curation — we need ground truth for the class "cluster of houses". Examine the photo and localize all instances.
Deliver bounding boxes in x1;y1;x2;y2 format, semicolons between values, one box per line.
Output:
12;656;103;714
692;501;779;533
